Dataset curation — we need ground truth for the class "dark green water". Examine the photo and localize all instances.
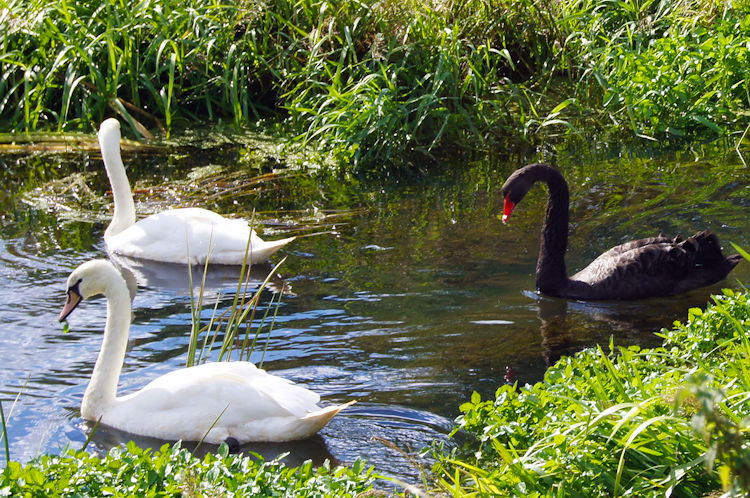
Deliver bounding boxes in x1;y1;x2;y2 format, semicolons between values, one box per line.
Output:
0;136;748;484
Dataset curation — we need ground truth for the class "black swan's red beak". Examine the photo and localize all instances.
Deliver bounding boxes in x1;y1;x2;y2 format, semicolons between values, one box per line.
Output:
502;197;516;224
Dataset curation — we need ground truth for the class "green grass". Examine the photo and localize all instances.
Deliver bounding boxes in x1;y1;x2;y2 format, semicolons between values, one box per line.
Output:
570;3;750;139
0;401;8;465
433;289;750;496
2;0;748;170
183;216;288;368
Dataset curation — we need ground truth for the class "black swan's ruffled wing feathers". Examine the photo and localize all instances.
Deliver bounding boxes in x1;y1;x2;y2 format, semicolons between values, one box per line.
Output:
568;231;741;300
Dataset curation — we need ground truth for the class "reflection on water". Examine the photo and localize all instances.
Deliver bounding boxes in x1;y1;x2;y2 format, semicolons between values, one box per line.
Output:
0;140;748;485
530;285;738;366
110;253;289;297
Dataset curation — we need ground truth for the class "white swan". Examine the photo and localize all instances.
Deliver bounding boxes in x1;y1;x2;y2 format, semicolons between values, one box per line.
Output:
98;118;295;265
59;259;353;443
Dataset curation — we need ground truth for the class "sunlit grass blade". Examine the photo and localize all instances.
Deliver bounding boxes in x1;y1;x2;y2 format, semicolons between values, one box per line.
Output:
191;403;229;456
730;242;750;263
0;400;9;463
80;415;102;452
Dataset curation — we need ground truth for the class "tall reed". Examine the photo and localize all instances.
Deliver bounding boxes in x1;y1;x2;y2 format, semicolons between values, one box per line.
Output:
185;223;286;367
0;401;9;463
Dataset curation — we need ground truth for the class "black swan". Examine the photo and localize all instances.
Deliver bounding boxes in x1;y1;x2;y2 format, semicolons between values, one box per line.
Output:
500;163;742;300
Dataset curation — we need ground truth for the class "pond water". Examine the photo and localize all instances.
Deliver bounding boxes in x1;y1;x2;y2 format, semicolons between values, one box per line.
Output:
0;135;748;485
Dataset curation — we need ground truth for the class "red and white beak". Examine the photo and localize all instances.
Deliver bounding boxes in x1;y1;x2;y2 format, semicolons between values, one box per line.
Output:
502;197;516;224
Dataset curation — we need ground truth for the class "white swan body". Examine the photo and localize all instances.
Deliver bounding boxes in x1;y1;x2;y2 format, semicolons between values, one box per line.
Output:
60;259;353;443
98;118;295;265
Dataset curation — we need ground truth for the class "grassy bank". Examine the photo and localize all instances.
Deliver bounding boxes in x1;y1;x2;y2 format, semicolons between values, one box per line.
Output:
433;289;750;496
2;0;749;169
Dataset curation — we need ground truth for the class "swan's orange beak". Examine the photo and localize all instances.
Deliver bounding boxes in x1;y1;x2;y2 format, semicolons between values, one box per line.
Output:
59;287;82;322
502;197;516;224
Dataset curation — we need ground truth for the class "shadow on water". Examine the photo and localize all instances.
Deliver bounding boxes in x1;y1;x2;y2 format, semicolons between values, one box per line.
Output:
0;136;748;485
530;282;740;367
83;420;339;468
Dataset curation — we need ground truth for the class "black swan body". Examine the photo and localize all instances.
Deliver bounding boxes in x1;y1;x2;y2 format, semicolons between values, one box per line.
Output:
501;163;742;300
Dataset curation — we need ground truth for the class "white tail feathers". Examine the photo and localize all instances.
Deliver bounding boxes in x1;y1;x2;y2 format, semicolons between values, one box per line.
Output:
251;236;297;262
298;400;357;437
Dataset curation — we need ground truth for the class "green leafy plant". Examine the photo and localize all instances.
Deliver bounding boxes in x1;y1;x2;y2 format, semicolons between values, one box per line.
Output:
677;374;750;494
0;442;376;497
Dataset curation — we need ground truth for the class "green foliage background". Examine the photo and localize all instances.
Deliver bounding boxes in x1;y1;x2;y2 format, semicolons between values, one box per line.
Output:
1;0;748;168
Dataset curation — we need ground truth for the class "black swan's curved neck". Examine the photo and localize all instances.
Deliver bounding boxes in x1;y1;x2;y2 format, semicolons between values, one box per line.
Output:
534;167;569;294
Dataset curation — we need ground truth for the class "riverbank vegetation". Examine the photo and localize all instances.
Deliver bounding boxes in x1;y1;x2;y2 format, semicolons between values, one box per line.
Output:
2;0;749;169
0;441;375;496
433;289;750;496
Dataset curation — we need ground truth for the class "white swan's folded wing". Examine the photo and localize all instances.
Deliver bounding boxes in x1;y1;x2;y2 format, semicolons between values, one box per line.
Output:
125;361;319;414
106;208;294;265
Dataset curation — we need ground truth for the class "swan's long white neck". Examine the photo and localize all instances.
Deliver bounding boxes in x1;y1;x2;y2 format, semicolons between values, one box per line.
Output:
81;277;131;420
99;121;136;239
